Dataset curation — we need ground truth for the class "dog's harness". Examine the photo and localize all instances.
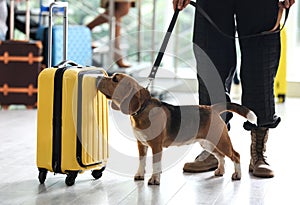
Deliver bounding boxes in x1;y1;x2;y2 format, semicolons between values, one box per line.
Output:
146;1;290;89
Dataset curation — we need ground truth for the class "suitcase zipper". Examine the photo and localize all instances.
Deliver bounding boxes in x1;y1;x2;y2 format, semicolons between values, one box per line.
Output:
52;67;67;173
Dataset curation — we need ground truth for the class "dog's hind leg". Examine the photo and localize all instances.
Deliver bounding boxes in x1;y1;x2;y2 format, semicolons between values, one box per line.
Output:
230;149;241;180
213;129;241;180
212;152;226;177
218;148;241;180
134;141;148;181
217;138;241;180
222;141;241;180
199;139;225;176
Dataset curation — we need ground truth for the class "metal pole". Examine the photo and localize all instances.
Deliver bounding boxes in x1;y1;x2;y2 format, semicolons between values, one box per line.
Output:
151;0;157;63
108;0;115;66
137;0;142;63
25;0;30;41
9;0;14;40
174;19;179;75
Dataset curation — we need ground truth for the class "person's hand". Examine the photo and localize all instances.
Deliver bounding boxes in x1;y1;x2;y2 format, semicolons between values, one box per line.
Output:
280;0;295;8
172;0;190;10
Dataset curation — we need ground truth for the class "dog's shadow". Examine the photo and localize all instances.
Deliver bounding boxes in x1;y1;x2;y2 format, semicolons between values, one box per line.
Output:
182;171;225;182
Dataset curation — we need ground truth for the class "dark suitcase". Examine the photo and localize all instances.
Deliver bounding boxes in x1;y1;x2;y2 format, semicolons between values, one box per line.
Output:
0;0;43;109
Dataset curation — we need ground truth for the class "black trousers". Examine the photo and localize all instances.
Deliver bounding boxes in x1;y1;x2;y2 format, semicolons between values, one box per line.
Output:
193;0;281;128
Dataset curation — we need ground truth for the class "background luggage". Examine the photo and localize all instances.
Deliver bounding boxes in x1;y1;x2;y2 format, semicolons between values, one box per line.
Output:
36;2;108;186
36;25;93;66
0;0;43;109
35;0;92;67
274;27;287;103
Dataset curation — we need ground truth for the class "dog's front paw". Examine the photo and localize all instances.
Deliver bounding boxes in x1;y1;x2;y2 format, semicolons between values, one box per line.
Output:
148;175;160;185
231;172;241;180
214;168;224;177
134;174;144;181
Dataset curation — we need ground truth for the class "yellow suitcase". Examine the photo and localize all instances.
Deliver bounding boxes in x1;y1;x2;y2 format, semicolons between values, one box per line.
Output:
274;27;287;103
36;62;109;186
36;2;108;186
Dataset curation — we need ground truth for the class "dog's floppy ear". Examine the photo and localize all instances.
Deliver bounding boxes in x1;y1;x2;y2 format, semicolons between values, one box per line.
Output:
119;85;141;115
111;74;151;115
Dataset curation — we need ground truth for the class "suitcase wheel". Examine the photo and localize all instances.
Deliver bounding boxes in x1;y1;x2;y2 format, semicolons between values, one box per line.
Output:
38;168;48;184
65;171;78;186
278;94;286;103
92;167;106;180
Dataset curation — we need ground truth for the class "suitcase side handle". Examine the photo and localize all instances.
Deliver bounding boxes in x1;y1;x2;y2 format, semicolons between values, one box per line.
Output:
48;2;68;68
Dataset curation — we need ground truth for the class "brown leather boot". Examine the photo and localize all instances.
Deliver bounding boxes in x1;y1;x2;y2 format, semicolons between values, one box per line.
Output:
183;150;218;173
249;127;274;178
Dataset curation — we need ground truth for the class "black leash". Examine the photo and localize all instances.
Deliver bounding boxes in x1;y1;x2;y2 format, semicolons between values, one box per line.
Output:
146;8;180;88
146;1;290;88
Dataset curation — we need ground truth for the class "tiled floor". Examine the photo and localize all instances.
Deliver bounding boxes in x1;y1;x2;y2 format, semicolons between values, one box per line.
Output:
0;88;300;205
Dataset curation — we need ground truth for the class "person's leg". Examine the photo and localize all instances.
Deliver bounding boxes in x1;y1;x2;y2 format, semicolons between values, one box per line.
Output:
87;1;131;30
114;2;131;19
194;0;236;122
114;2;131;68
193;0;237;99
86;10;109;30
236;0;280;178
87;2;131;68
184;0;236;172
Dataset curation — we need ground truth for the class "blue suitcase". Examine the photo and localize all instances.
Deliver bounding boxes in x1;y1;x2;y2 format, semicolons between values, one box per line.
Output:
36;25;92;66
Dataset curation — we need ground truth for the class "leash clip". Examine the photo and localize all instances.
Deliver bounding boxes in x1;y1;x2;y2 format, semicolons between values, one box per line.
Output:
146;78;154;90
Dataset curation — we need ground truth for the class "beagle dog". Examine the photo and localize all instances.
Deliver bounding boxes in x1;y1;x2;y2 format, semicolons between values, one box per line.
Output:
97;73;256;185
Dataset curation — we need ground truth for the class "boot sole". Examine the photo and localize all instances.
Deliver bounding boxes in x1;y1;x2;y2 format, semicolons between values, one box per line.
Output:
249;165;274;178
183;165;218;173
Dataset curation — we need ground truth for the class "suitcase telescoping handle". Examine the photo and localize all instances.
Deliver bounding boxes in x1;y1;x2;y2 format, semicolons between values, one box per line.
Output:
48;2;68;68
9;0;30;41
55;60;78;68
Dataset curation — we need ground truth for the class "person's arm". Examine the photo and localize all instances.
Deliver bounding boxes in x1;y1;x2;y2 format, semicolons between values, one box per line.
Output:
172;0;190;10
282;0;295;8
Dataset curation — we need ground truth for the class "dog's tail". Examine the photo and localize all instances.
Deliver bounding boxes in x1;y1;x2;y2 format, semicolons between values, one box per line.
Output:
211;102;257;124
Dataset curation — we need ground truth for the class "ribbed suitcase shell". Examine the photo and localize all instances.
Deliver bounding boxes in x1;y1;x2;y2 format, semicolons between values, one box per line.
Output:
36;66;108;183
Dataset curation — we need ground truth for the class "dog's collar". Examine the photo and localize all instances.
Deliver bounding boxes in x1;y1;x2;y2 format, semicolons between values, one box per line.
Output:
131;99;151;116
